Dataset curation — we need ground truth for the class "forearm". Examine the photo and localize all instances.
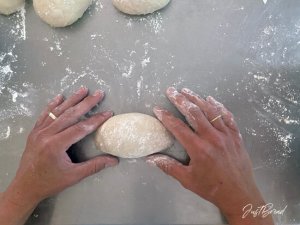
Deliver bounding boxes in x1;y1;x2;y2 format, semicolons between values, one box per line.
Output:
219;192;274;225
0;179;40;225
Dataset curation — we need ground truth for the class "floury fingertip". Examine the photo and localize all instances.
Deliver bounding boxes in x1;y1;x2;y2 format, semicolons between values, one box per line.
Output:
76;86;88;94
54;94;63;101
146;155;173;168
153;106;164;121
102;111;114;117
93;90;104;97
181;88;193;94
166;86;177;94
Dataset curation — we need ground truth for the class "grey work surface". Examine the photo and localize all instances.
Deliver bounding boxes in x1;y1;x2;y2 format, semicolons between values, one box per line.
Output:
0;0;300;224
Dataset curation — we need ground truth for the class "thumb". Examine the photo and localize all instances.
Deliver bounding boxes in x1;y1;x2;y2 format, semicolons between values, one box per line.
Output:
75;156;119;180
146;154;187;183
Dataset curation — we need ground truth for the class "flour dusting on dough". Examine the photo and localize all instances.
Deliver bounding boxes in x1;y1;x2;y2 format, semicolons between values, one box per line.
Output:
95;113;174;158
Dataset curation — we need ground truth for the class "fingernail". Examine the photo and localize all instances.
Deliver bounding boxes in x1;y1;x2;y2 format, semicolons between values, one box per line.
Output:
76;86;88;94
54;94;63;102
181;88;192;94
93;90;104;97
207;96;223;107
181;88;199;98
166;87;180;101
207;96;215;103
166;87;177;94
153;106;165;121
102;111;113;117
105;159;118;168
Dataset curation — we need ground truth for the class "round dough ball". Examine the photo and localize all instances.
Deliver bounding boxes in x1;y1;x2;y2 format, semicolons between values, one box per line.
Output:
33;0;92;27
112;0;170;15
0;0;24;15
95;113;174;158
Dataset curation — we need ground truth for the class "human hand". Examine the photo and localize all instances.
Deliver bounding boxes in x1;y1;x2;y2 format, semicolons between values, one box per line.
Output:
147;87;274;225
0;87;118;225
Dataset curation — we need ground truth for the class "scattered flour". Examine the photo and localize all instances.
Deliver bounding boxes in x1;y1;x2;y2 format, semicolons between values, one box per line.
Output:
60;66;110;92
242;15;300;167
6;5;27;41
0;83;37;141
141;57;150;68
136;76;143;98
0;126;11;140
18;127;24;134
122;61;135;78
94;0;104;12
0;2;33;141
0;31;36;140
125;12;165;34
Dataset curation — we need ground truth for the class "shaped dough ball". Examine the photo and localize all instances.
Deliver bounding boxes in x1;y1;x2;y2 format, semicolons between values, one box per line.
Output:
0;0;24;15
112;0;170;15
33;0;92;27
95;113;174;158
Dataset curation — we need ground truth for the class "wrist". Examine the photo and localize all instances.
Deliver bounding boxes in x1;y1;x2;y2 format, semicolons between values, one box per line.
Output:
0;178;42;225
2;178;41;211
217;190;274;225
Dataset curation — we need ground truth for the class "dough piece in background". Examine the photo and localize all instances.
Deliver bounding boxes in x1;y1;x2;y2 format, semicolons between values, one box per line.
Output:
95;113;174;158
0;0;24;15
33;0;92;27
112;0;170;15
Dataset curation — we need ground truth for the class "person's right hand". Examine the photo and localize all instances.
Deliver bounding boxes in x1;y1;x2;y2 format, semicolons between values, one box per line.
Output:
148;87;274;225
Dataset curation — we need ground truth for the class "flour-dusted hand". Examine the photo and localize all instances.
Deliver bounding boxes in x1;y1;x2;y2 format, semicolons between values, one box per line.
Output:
0;87;118;225
148;87;274;225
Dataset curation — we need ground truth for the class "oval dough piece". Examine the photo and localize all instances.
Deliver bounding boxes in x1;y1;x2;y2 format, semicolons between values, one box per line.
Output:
112;0;170;15
0;0;24;15
95;113;174;158
33;0;92;27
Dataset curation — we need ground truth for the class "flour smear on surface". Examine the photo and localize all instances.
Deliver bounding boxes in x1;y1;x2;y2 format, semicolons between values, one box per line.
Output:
0;4;35;141
242;13;300;167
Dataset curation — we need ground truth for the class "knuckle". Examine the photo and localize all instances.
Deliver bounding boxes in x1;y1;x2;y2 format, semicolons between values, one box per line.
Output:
235;133;243;146
211;133;226;149
93;162;100;174
60;107;78;122
53;105;63;115
169;118;184;130
28;130;38;142
65;107;76;116
85;162;101;177
47;99;56;108
32;130;52;148
162;163;172;174
33;130;45;142
39;136;52;149
73;122;88;133
210;106;219;116
215;140;226;150
227;111;234;119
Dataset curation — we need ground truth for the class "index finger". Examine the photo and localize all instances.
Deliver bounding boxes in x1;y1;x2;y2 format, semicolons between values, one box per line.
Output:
46;90;104;134
153;106;201;157
53;111;113;150
166;87;213;134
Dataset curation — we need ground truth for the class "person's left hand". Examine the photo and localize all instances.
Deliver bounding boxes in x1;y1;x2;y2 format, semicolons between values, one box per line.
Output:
4;87;118;209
